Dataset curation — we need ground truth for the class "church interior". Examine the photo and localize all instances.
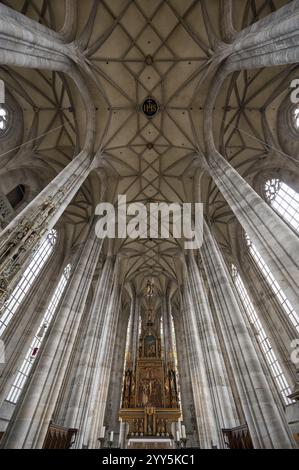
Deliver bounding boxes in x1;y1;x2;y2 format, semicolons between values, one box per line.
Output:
0;0;298;450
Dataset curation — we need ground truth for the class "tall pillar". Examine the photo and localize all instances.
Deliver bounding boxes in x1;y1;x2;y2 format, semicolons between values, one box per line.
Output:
225;1;299;71
161;296;171;362
202;5;299;314
79;260;122;449
0;220;103;449
187;253;239;434
201;148;299;312
172;310;200;448
180;285;220;448
166;296;175;360
0;149;95;309
127;288;140;371
75;256;121;448
0;3;74;71
0;3;97;310
59;255;115;446
200;220;294;448
104;306;130;447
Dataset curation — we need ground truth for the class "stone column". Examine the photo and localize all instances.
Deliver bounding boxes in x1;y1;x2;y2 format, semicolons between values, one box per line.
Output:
104;306;130;448
225;1;299;71
0;149;96;309
187;253;239;433
81;264;122;449
0;220;103;449
0;233;66;406
0;4;96;310
201;148;299;312
200;220;294;448
0;3;74;71
161;296;171;361
202;5;299;315
127;288;140;370
172;310;200;448
163;283;177;364
59;255;115;445
180;285;220;448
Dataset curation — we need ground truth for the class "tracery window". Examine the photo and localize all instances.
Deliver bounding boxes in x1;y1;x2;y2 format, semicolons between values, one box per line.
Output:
265;179;299;234
0;104;9;134
231;265;292;405
245;234;298;332
0;230;57;337
6;264;71;404
293;107;299;130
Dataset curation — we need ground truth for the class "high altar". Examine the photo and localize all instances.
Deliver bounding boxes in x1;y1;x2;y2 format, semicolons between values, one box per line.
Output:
119;288;181;449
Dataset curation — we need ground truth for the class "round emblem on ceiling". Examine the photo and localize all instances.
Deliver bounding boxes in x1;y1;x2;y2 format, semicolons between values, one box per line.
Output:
142;97;160;119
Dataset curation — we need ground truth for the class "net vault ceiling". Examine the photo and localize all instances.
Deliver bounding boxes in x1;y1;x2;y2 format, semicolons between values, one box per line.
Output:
0;0;296;299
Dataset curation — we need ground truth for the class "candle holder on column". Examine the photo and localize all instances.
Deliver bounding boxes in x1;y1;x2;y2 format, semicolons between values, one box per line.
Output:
97;438;105;449
108;431;114;448
175;439;182;449
181;438;187;448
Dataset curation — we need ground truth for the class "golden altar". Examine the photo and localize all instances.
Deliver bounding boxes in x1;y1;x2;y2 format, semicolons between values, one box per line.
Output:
119;320;181;442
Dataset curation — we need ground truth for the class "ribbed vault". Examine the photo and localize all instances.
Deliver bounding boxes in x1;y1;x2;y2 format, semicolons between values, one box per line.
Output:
0;0;294;295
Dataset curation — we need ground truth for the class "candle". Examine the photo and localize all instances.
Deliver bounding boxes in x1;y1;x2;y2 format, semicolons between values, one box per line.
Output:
100;426;106;439
109;431;114;442
181;425;186;439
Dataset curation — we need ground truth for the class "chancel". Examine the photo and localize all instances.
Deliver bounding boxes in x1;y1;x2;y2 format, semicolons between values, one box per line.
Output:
119;282;181;449
0;0;298;451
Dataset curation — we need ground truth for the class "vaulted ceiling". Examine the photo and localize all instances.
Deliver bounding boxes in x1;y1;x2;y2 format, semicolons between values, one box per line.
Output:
0;0;295;300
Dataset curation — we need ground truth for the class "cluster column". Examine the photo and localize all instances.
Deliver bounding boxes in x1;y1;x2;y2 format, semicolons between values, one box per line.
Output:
0;149;96;309
0;220;103;449
180;284;220;448
187;253;239;435
201;150;299;313
172;311;199;448
0;3;75;71
200;220;294;448
78;258;122;449
225;1;299;71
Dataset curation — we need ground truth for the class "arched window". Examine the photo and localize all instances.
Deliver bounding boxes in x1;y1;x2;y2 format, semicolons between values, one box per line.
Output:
265;179;299;233
0;230;57;337
6;263;71;404
245;234;298;332
0;104;9;134
293;107;299;130
231;265;292;404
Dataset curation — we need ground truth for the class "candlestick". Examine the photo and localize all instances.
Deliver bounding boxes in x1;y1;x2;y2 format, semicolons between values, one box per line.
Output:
100;426;106;439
